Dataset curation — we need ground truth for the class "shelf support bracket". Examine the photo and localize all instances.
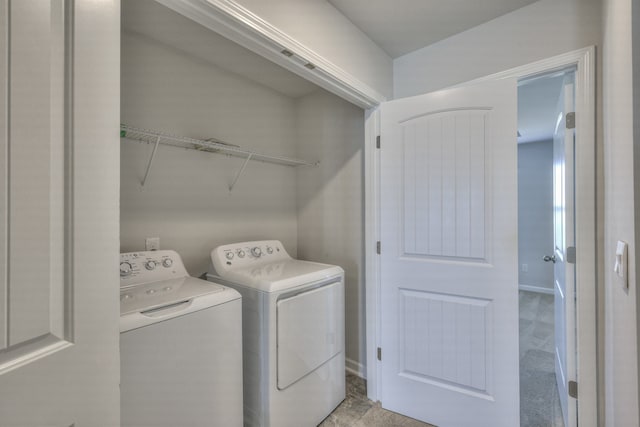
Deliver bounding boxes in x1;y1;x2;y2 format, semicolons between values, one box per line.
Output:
229;153;253;192
141;135;161;186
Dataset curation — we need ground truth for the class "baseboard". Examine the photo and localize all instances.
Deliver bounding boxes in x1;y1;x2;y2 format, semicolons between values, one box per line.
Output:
519;284;554;295
345;357;366;379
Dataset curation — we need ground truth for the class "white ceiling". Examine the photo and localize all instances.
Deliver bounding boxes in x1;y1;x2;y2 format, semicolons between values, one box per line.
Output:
327;0;541;58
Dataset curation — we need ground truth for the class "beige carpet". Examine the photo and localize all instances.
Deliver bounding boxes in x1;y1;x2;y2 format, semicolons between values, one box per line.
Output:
519;290;565;427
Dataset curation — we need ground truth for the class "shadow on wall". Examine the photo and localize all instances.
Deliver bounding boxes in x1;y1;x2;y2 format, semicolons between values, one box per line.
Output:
295;89;367;370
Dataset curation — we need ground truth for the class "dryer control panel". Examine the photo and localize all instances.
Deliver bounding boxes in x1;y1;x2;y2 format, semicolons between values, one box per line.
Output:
210;240;290;274
120;250;188;288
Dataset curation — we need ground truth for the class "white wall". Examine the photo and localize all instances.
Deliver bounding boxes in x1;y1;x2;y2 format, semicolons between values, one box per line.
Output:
120;32;299;275
603;0;638;424
234;0;393;100
295;90;365;372
518;140;554;291
393;0;601;98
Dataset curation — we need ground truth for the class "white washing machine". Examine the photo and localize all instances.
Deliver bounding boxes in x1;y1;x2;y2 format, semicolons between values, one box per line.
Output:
207;240;345;427
120;250;243;427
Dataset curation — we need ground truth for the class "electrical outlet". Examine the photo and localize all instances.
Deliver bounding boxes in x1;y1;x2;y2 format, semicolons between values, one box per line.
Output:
521;264;528;272
146;237;160;251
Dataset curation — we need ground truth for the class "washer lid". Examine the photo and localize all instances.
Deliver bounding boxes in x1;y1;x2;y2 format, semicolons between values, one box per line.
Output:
212;259;343;292
120;276;228;316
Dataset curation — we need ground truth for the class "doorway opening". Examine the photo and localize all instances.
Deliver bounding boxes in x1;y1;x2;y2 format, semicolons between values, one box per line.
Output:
366;47;596;427
517;68;576;427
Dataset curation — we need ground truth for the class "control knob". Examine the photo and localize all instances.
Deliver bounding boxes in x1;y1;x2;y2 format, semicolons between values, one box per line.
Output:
145;260;156;270
120;262;132;277
237;250;246;258
251;247;262;258
266;246;273;254
162;258;173;268
225;252;234;260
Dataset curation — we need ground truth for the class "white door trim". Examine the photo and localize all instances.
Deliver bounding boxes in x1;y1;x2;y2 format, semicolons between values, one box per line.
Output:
153;0;387;109
365;46;597;427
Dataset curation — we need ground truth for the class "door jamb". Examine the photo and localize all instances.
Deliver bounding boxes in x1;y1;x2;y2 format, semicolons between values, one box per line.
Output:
365;46;597;427
124;2;598;422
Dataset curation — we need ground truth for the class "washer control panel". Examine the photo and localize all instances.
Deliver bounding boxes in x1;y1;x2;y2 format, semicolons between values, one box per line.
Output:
211;240;290;274
120;250;188;288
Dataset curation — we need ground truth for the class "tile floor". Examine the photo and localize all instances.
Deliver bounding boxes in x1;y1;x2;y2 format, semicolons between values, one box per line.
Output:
320;290;563;427
318;373;433;427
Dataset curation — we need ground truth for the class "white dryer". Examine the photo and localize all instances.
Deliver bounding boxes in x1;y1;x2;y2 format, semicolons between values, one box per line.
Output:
120;250;243;427
207;240;345;427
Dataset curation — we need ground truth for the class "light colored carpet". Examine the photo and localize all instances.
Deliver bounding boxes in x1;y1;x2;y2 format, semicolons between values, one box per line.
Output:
519;290;565;427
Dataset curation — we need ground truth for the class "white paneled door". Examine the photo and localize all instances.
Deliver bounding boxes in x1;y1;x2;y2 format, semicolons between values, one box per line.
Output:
552;72;577;427
380;79;519;426
0;1;120;425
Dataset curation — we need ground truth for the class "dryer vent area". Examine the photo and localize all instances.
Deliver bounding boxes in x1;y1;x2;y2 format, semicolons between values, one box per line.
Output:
120;0;366;375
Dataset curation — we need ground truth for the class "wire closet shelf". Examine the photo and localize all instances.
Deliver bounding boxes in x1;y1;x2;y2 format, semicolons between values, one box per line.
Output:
120;124;318;191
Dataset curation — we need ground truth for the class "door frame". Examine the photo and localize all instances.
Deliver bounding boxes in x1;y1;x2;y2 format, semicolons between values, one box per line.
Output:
123;3;598;422
365;46;597;426
153;0;387;109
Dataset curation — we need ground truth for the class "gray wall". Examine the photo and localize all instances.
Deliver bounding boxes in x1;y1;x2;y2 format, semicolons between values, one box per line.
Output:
518;140;554;290
603;0;639;423
295;91;365;373
120;31;367;371
120;32;299;275
393;0;601;98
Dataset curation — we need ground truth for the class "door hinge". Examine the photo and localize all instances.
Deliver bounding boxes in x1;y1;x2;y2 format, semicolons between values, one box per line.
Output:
568;380;578;398
376;135;380;149
567;246;576;264
566;112;576;129
377;347;382;361
376;241;381;254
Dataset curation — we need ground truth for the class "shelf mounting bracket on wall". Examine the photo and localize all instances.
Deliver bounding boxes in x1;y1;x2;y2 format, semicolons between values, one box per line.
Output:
229;153;253;192
141;135;161;187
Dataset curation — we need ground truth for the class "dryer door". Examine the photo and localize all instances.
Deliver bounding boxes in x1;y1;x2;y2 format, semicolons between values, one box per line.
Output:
276;280;344;390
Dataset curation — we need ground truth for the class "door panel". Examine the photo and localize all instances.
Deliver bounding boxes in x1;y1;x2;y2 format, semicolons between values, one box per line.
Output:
402;110;488;260
380;79;518;426
400;290;492;396
553;72;577;427
0;0;120;424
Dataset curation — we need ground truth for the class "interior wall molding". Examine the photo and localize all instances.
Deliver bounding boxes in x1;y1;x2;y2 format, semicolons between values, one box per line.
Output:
155;0;386;109
345;357;366;379
365;47;597;427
